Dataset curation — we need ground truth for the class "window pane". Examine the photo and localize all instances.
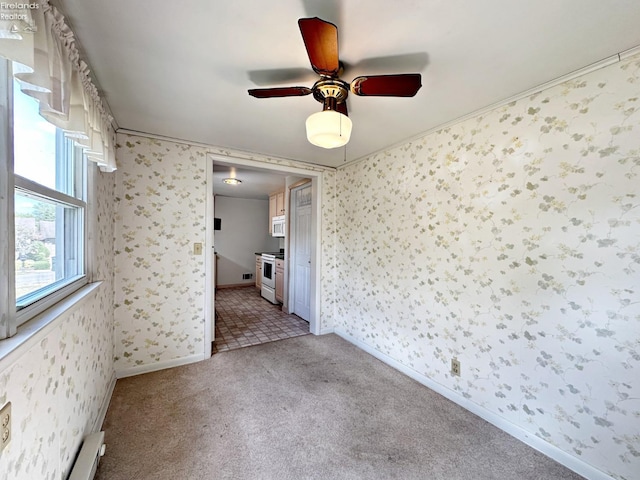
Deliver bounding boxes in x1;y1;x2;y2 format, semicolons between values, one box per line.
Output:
15;192;84;308
12;79;58;190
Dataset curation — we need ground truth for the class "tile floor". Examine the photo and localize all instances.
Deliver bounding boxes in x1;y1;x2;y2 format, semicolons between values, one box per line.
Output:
213;286;310;353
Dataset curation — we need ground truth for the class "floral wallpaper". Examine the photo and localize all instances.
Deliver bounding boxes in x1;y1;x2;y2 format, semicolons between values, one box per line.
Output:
0;165;116;479
334;54;640;480
114;135;336;372
114;136;208;372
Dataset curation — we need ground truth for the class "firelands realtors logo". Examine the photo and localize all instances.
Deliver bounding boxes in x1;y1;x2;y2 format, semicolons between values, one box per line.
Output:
0;2;38;34
1;2;39;20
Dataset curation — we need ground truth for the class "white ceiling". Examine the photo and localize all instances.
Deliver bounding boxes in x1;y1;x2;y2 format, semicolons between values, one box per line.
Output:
213;162;290;200
55;0;640;169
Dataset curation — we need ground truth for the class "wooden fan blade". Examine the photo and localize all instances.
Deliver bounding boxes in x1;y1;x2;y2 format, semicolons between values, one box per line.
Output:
336;101;348;117
298;17;340;77
350;74;422;97
248;87;313;98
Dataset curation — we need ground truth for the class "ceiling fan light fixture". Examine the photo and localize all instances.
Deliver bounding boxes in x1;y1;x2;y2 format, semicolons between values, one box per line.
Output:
305;110;352;149
222;178;242;185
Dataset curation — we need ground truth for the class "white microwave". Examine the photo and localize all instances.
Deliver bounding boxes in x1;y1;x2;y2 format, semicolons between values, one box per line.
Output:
272;215;286;237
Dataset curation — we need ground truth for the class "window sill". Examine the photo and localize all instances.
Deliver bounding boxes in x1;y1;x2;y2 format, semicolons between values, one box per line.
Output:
0;281;102;368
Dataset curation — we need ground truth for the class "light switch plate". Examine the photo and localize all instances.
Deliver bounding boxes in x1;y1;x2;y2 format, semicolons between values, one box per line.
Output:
193;243;203;255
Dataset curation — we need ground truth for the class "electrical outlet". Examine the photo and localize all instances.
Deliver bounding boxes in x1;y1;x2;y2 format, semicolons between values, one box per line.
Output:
0;402;11;452
451;358;461;377
193;242;203;255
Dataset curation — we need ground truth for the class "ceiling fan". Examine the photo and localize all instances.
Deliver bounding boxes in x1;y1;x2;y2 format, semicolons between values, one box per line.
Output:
248;17;423;149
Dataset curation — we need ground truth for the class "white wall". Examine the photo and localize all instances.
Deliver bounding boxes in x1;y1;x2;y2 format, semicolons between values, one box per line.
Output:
215;196;280;286
334;53;640;480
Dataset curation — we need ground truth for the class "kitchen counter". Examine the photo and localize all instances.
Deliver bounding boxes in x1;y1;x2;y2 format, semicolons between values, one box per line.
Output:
256;251;284;259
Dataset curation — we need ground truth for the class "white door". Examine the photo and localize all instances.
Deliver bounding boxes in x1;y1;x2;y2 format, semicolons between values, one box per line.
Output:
291;184;312;321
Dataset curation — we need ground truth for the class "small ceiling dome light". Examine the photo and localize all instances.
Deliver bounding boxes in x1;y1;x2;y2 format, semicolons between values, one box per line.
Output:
222;178;242;185
306;110;352;149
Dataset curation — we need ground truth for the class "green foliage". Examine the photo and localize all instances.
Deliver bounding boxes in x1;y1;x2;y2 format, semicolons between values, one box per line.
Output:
23;241;50;262
33;202;56;221
32;260;51;270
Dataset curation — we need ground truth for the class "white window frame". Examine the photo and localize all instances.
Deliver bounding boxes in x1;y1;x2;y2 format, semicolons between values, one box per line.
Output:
0;58;90;340
0;58;16;339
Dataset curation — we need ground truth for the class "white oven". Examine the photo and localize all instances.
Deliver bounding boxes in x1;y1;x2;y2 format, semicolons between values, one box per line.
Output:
261;254;277;303
272;215;286;237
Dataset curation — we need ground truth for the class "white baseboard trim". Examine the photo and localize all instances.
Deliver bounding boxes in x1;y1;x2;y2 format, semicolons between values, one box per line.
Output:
93;371;116;431
334;329;613;480
116;353;206;379
319;327;335;335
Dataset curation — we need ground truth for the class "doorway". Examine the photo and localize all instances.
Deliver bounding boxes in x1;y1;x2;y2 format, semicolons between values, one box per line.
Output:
205;154;323;356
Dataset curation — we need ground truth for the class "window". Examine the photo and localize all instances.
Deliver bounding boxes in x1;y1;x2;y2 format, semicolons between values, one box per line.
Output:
1;60;89;336
1;6;115;343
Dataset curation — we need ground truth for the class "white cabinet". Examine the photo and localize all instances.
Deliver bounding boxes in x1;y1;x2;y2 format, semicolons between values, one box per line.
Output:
255;255;262;290
269;190;285;235
275;258;284;303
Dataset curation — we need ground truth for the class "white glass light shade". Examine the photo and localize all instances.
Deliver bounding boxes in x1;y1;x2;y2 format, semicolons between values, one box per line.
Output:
305;110;352;149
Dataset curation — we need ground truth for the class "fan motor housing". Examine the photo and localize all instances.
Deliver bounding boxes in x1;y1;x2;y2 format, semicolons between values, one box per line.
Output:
312;79;349;107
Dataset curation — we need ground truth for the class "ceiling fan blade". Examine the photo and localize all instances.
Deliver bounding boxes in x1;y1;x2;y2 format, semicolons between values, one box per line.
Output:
335;101;348;117
350;74;422;97
248;87;313;98
298;17;340;77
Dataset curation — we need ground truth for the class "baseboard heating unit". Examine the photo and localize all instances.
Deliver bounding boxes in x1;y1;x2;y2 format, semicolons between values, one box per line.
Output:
68;431;106;480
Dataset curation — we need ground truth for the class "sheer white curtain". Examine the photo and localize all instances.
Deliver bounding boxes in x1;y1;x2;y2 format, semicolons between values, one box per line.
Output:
0;0;116;172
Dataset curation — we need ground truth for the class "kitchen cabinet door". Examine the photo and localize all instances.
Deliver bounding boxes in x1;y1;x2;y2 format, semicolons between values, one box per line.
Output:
276;191;285;216
255;255;262;290
275;259;284;303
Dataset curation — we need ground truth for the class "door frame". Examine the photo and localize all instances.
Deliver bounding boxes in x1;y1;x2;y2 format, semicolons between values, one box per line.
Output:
204;155;215;358
205;153;324;343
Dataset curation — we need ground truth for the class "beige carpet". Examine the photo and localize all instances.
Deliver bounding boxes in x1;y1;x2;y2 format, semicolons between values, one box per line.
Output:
96;334;585;480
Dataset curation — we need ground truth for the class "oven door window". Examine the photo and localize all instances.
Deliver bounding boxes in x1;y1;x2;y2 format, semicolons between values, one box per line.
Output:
263;261;274;280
